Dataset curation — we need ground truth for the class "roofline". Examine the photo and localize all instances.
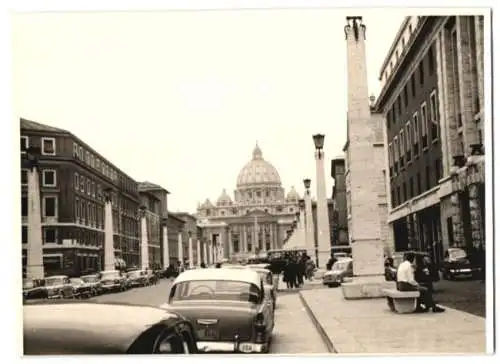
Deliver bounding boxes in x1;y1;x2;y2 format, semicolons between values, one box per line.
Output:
378;16;411;80
166;213;186;225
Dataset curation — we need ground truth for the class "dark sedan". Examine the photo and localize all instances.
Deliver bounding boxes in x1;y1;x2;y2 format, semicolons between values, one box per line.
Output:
126;270;149;288
23;301;199;354
442;248;481;280
23;279;47;300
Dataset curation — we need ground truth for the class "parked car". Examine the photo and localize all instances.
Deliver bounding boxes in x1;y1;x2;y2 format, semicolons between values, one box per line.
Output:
246;266;278;310
23;279;47;300
23;301;199;354
99;270;128;293
442;247;481;280
126;270;148;288
392;251;440;283
322;258;353;287
44;276;74;299
80;274;103;296
162;268;275;353
69;278;93;299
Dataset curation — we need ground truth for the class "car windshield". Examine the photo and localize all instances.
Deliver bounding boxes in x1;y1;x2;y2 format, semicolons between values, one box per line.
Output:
127;270;142;277
81;276;99;283
45;277;64;286
449;248;467;260
101;271;120;279
171;280;261;304
70;278;83;285
332;261;349;271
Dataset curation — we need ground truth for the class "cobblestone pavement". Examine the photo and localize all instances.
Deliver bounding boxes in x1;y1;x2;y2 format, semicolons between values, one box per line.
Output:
90;278;328;354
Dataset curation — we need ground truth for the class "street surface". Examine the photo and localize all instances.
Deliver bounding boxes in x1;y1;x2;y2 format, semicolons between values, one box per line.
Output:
90;279;328;354
433;278;485;317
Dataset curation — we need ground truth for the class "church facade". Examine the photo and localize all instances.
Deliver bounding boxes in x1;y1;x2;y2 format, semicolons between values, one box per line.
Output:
196;144;299;261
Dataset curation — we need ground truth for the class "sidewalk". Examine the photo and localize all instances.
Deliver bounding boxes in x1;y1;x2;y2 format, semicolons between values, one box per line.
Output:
299;288;486;354
277;276;324;291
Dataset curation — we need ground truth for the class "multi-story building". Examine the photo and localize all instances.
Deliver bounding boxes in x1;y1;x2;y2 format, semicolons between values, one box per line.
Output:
331;157;349;246
21;118;140;277
374;16;485;262
138;181;170;269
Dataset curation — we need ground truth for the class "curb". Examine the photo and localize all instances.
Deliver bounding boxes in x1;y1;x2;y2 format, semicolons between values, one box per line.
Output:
298;291;338;354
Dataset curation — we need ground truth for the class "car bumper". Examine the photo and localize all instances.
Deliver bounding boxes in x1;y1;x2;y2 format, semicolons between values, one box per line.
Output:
101;284;121;291
197;341;268;353
447;268;480;277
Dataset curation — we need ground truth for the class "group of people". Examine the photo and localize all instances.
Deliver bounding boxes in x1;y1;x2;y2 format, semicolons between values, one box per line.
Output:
387;252;445;313
281;253;316;289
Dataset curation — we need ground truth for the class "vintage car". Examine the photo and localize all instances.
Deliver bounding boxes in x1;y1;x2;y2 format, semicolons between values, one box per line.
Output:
246;266;278;310
161;268;275;353
127;269;149;288
99;270;128;293
80;274;103;295
323;258;353;287
44;275;75;299
23;279;48;300
23;301;199;354
69;278;94;298
442;247;481;280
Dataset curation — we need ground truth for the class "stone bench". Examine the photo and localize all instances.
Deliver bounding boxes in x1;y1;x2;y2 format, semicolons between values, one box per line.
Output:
382;288;420;314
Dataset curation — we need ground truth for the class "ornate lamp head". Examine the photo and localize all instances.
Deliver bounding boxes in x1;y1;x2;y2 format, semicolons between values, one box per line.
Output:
298;199;305;210
161;217;168;225
103;187;113;202
26;146;41;169
312;134;325;150
139;205;147;217
303;178;311;190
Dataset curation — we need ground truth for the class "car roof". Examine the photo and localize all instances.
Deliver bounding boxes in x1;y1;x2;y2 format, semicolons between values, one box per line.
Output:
174;268;262;286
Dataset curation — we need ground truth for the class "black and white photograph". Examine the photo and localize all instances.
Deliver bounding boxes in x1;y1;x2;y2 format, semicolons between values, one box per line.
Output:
0;0;494;360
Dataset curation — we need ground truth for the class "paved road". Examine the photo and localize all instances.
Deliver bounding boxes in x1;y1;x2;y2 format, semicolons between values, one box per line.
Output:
433;278;485;317
90;279;328;354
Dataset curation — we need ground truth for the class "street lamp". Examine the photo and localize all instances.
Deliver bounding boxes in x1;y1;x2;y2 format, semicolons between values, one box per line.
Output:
313;134;325;151
303;178;311;191
24;146;44;281
298;199;305;210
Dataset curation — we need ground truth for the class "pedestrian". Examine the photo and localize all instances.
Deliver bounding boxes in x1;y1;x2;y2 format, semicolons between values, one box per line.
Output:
305;256;315;280
415;255;437;294
326;253;337;271
200;262;206;268
396;252;444;313
297;257;305;287
215;262;222;268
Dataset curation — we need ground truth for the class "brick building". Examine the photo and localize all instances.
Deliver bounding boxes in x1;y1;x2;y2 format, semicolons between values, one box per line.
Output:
21;118;140;277
374;16;485;261
331;157;349;246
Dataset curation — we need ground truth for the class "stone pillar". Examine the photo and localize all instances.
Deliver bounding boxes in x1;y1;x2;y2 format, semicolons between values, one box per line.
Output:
474;16;484;115
450;167;466;248
103;190;115;272
196;239;201;267
26;166;44;280
269;223;274;250
140;207;149;269
188;233;194;269
252;216;258;253
242;225;247;253
177;232;184;266
161;219;169;270
203;240;208;265
228;228;234;258
303;186;316;260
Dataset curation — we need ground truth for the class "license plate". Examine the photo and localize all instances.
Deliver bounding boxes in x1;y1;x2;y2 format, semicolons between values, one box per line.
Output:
239;343;253;353
197;328;217;339
460;269;471;273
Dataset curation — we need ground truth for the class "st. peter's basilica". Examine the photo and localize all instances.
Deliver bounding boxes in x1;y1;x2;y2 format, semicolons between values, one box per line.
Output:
196;143;300;261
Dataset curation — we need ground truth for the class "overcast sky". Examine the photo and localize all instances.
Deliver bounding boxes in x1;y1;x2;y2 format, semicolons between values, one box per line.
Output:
12;8;405;213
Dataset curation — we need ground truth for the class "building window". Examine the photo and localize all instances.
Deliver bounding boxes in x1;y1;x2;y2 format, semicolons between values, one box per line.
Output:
96;158;100;170
405;122;412;162
409;177;414;198
247;192;252;199
80;175;85;192
42;170;56;187
429;90;439;141
88;202;92;225
425;166;431;190
403;86;408;108
21;136;29;153
412;112;420;156
428;43;435;74
391;104;396;124
399;130;405;169
416;173;422;195
73;142;79;158
91;181;96;197
87;180;91;195
41;137;56;155
21;196;28;216
44;228;56;244
397;96;402;116
435;159;442;182
402;36;406;47
388;143;393;177
393;136;399;174
419;61;424;85
75;197;80;219
97;184;102;200
396;187;401;206
21;169;28;186
256;191;261;198
403;182;407;202
43;196;57;217
390;189;395;208
81;200;86;222
74;173;79;191
411;74;416;97
22;226;28;243
289;207;294;212
79;146;84;160
420;102;429;149
395;49;399;60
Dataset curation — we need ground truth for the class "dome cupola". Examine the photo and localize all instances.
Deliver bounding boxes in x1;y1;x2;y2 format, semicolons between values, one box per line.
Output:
286;186;300;201
216;188;233;206
236;142;282;188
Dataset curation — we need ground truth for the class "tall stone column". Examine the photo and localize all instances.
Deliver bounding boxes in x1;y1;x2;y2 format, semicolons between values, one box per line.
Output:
188;232;194;269
161;218;169;270
467;177;484;249
269;223;274;251
26;161;44;280
252;216;258;253
450;167;466;248
103;188;115;272
139;206;149;269
228;228;234;258
203;239;208;264
196;239;201;267
242;225;247;253
303;180;316;261
177;231;184;266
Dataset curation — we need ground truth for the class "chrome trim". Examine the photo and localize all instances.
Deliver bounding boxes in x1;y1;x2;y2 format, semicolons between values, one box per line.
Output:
197;341;267;353
196;319;219;325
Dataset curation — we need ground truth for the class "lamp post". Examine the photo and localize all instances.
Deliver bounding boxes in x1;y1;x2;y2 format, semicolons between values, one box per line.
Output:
313;134;332;270
139;205;149;269
196;237;202;268
161;218;169;270
188;231;194;269
25;146;44;280
103;187;115;272
303;178;316;263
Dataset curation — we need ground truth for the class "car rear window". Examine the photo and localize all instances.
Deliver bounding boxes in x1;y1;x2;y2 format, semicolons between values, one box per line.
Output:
170;280;261;304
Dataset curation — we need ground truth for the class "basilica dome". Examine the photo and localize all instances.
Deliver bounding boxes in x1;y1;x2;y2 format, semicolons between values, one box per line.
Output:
236;143;282;188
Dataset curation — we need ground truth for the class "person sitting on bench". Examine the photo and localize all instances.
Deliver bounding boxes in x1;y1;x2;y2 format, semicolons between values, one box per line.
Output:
396;252;445;313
